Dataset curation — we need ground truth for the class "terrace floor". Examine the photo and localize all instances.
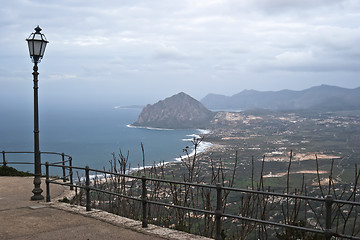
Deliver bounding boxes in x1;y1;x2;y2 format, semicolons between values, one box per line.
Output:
0;176;210;240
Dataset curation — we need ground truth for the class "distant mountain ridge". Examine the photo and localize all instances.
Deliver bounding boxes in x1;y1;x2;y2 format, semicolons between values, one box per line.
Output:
133;92;215;129
133;85;359;129
201;85;360;111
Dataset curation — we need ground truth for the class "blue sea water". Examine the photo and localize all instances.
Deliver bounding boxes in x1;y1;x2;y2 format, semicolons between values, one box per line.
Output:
0;106;203;173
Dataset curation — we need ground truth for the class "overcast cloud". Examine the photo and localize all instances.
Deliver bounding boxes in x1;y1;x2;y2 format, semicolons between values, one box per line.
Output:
1;0;359;107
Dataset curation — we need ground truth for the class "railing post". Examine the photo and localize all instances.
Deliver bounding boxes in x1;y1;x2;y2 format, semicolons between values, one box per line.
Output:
61;153;66;182
85;166;91;211
2;151;6;166
45;162;50;202
215;183;223;240
325;195;333;240
142;175;148;228
69;157;74;190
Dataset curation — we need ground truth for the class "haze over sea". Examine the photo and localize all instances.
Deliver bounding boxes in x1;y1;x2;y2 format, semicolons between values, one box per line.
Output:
1;105;209;173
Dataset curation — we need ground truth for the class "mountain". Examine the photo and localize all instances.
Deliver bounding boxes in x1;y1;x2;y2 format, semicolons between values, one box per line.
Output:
132;92;215;129
201;85;360;111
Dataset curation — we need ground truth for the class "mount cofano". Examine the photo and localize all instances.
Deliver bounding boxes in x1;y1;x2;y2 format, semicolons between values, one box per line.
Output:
132;92;215;129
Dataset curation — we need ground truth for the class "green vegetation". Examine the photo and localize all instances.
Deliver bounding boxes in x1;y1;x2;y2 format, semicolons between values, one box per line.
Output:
0;165;33;176
58;197;71;203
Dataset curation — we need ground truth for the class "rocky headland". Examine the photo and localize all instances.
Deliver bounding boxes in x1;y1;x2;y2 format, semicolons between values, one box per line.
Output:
132;92;215;129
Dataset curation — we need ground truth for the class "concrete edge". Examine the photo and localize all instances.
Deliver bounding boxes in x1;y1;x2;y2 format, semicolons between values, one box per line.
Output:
47;188;213;240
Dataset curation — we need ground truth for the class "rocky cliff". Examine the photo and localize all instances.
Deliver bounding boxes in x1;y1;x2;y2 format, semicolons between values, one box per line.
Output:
133;92;215;129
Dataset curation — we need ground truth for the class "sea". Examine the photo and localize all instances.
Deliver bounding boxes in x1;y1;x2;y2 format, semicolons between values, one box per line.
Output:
0;105;211;174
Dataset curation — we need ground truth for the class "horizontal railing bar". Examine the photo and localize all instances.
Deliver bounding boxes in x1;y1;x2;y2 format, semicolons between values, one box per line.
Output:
48;163;87;171
147;199;214;215
41;151;72;157
6;161;70;166
62;174;71;179
48;180;73;187
334;232;360;240
80;168;216;189
51;160;71;165
52;177;215;215
86;167;144;180
222;212;325;235
222;186;324;202
48;179;141;202
88;187;141;202
5;161;34;165
58;165;213;189
146;176;217;189
333;199;360;206
1;151;34;154
2;151;71;158
66;182;142;202
47;164;145;180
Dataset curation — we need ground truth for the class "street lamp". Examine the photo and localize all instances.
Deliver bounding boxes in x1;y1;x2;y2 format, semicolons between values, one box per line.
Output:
26;26;48;200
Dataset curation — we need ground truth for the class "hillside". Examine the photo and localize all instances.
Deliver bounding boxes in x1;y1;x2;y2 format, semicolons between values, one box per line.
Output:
201;85;360;111
132;92;215;129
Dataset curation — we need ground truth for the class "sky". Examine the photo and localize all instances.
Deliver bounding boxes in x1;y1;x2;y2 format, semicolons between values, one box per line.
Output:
1;0;360;108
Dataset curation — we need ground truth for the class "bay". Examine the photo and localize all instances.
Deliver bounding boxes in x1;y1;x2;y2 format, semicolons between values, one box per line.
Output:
0;106;200;173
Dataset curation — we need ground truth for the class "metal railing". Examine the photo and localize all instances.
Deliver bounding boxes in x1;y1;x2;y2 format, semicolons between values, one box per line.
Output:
2;150;359;239
1;150;73;189
42;163;360;240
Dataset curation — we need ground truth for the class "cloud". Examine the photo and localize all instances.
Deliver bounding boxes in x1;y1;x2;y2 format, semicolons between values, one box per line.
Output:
310;26;360;53
48;74;77;81
249;50;360;72
250;0;342;14
276;51;313;62
64;36;109;46
1;0;360;103
153;44;188;60
213;64;238;71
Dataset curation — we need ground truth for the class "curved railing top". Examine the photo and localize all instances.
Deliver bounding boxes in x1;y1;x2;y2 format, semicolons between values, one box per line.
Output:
2;150;72;158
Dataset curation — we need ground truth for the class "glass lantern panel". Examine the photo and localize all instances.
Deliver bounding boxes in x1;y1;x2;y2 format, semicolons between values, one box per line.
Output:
27;40;34;56
40;42;47;57
33;40;43;56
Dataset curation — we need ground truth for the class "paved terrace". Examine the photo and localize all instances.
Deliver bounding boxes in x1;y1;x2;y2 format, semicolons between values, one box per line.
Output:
0;177;211;240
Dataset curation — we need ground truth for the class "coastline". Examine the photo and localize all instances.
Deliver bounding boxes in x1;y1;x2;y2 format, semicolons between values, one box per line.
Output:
126;125;213;173
130;139;213;173
126;124;174;131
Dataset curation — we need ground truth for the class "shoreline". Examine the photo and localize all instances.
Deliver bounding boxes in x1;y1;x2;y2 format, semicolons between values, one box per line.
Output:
79;130;213;181
126;124;175;131
130;130;213;173
127;124;211;133
126;124;212;171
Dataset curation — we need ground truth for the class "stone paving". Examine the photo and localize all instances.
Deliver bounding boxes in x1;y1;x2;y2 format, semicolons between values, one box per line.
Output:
0;177;211;240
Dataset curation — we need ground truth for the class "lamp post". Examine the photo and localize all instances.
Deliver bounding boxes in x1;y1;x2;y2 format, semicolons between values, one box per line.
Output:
26;26;48;201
